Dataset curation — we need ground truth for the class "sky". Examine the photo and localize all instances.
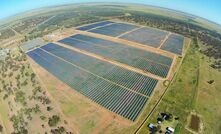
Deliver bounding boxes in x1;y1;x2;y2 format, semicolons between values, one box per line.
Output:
1;0;221;25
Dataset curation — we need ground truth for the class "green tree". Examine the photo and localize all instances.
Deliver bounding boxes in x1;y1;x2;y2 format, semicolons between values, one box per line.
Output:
48;115;60;127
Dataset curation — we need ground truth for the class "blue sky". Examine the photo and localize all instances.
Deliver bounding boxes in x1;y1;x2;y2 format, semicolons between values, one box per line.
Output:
1;0;221;25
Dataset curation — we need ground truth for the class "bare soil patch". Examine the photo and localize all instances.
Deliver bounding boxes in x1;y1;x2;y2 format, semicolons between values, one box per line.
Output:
189;114;200;132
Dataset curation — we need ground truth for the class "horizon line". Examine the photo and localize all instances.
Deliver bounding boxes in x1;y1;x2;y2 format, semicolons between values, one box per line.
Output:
0;2;221;27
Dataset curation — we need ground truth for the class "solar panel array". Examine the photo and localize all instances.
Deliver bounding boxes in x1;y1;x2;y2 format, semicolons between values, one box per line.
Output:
41;43;158;96
27;44;158;121
88;23;139;37
27;21;185;121
76;21;114;31
160;34;184;55
119;27;168;48
59;34;172;78
77;21;184;55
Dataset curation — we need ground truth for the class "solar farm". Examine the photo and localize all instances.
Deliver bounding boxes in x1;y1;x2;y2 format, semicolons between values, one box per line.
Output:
25;20;185;122
77;21;185;55
58;34;172;78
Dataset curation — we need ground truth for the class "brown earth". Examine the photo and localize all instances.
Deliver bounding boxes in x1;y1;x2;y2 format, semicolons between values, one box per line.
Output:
189;114;200;132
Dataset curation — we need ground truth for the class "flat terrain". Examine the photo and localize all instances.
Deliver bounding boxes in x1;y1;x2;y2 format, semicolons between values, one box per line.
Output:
77;21;185;56
0;48;72;134
137;39;221;134
138;37;199;134
29;56;132;134
194;47;221;134
25;20;187;134
0;3;221;134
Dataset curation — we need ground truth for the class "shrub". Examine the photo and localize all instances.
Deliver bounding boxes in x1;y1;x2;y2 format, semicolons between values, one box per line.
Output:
48;115;60;127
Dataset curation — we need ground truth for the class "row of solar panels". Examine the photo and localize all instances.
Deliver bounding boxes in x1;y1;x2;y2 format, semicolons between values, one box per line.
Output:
76;21;184;55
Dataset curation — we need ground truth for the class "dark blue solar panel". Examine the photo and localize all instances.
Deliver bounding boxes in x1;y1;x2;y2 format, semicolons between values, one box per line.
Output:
27;48;149;121
88;23;139;37
77;21;114;31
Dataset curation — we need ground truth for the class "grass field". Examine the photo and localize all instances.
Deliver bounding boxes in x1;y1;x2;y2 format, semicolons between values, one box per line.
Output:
0;97;13;134
137;39;221;134
138;39;199;133
194;46;221;133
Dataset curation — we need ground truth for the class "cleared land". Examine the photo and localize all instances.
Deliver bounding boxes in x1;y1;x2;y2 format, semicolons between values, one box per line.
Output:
189;114;200;132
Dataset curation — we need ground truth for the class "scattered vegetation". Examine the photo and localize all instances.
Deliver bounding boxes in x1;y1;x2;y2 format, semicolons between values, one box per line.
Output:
0;48;71;133
0;28;15;40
